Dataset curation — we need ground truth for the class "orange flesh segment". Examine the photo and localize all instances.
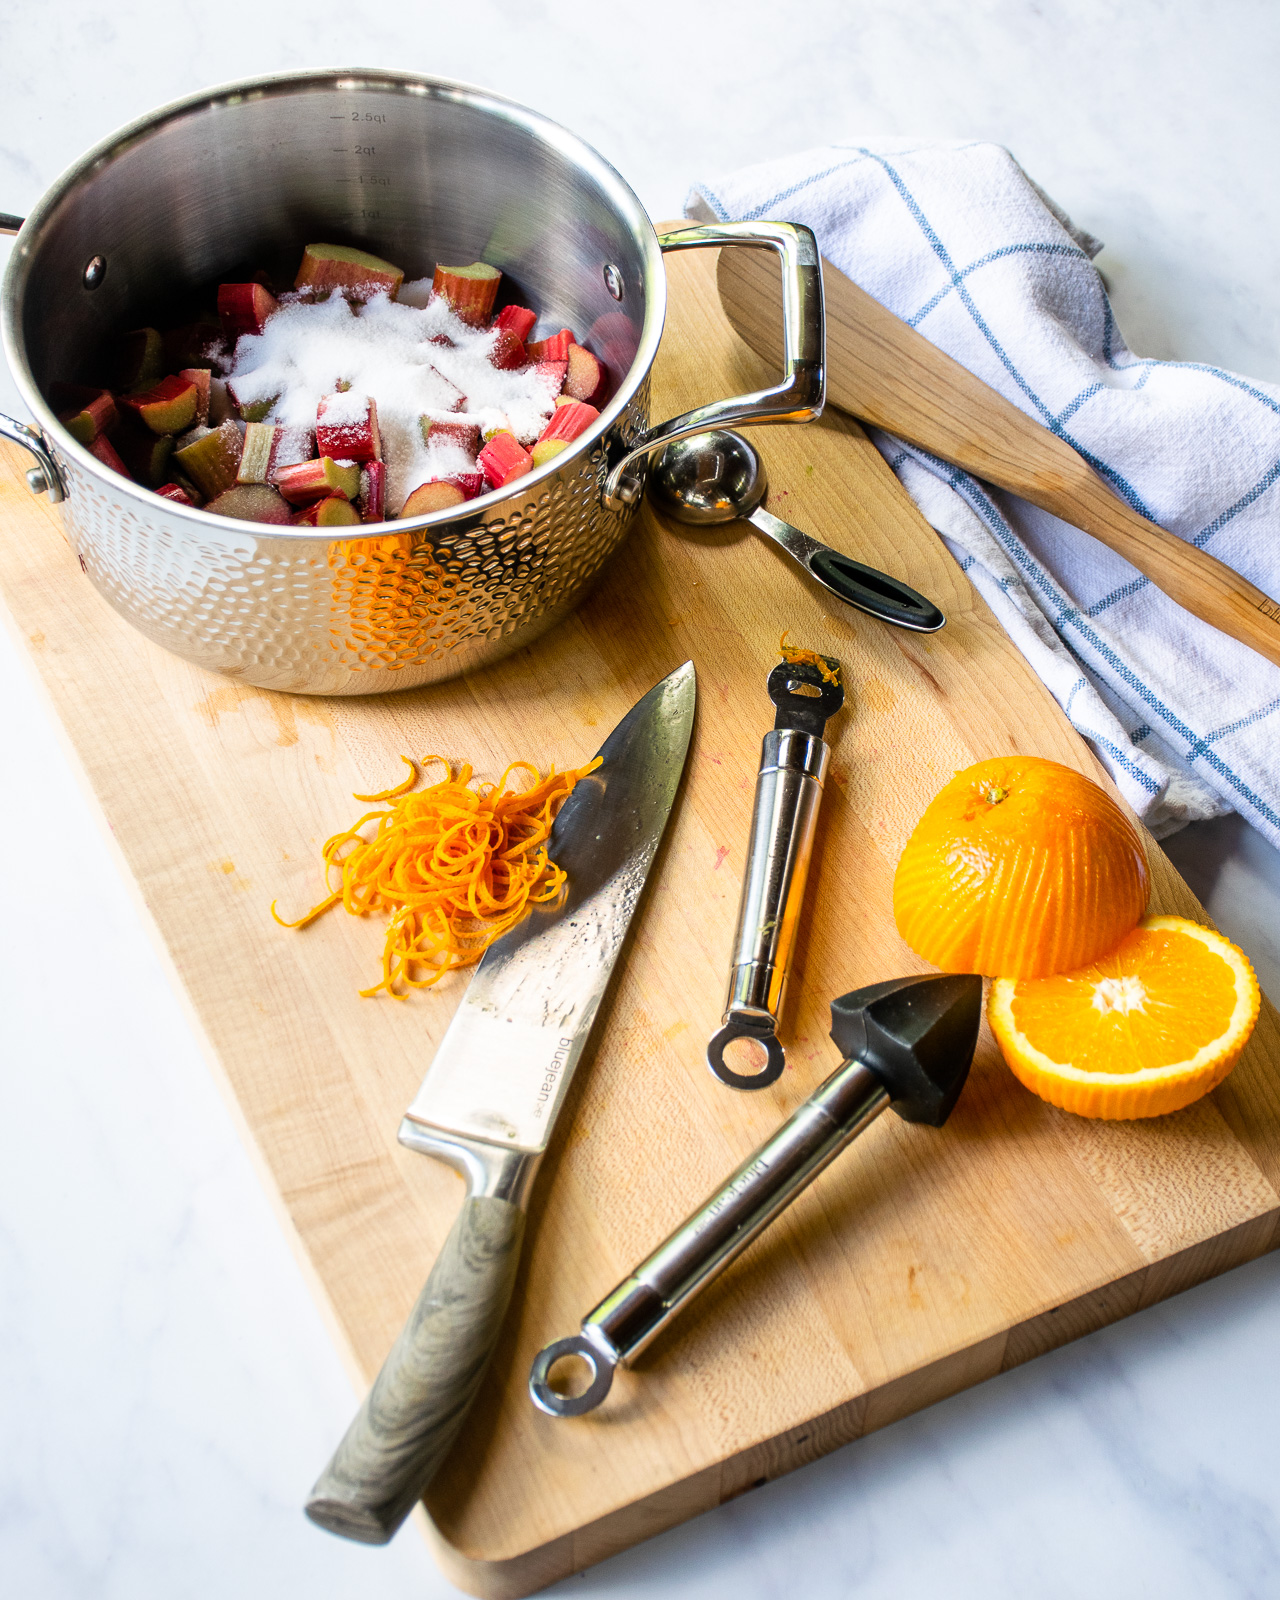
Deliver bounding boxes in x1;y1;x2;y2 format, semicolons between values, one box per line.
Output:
1008;925;1239;1074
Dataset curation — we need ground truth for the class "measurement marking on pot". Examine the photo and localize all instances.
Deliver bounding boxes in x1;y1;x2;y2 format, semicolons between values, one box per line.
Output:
352;112;387;123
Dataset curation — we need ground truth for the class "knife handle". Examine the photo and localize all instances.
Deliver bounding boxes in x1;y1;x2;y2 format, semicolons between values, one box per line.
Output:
306;1191;526;1544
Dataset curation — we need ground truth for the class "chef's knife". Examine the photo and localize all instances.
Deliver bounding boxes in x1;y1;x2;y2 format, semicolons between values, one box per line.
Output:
305;661;696;1545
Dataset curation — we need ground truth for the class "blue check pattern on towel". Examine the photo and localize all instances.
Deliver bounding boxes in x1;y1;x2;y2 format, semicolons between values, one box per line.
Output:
689;141;1280;847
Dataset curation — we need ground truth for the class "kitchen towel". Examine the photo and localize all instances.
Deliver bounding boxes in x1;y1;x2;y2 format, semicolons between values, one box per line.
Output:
688;142;1280;848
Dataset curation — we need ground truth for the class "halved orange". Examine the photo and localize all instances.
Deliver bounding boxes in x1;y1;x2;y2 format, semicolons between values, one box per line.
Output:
988;915;1260;1119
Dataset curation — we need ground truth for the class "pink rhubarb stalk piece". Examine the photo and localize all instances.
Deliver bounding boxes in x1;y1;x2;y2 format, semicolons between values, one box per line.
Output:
178;368;212;425
87;433;131;478
226;378;277;423
526;329;574;362
359;461;386;523
172;420;244;500
564;343;608;406
119;374;200;436
155;483;196;507
205;484;294;524
56;388;119;446
530;439;570;468
316;394;381;463
400;473;483;517
431;261;502;327
237;423;280;485
534;359;568;397
420;414;482;455
494;305;537;342
292;494;362;528
116;420;175;485
295;244;405;301
537;400;600;445
273;456;361;506
489;328;527;371
218;282;280;342
478;431;533;489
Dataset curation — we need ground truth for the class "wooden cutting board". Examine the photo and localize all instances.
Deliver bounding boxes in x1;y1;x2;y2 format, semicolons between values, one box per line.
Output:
3;244;1279;1600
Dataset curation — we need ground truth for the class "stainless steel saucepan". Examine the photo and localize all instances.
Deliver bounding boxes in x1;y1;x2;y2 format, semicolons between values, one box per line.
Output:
1;70;823;694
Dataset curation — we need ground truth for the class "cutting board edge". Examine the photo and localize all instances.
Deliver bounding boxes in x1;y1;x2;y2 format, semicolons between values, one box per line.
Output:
421;1203;1280;1598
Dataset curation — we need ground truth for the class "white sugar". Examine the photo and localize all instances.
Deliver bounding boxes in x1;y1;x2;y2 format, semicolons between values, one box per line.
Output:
225;289;563;515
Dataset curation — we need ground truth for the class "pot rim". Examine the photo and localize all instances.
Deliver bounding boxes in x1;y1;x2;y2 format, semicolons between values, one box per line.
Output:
1;66;666;542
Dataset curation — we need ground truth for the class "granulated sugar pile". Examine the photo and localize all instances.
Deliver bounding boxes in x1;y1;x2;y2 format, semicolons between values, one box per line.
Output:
224;284;563;514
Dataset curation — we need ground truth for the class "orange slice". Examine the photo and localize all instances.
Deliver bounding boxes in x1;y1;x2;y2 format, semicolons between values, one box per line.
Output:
988;915;1260;1119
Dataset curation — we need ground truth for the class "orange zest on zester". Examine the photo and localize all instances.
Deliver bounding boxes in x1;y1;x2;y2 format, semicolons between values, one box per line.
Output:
778;631;841;686
271;753;601;997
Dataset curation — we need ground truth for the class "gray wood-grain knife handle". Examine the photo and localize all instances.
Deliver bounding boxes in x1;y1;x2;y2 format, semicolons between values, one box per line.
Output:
305;1195;526;1544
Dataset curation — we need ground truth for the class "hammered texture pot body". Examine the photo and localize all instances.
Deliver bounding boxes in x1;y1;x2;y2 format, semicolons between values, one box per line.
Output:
3;72;664;694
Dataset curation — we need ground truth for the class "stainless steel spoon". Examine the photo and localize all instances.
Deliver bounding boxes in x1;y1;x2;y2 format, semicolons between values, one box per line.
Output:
649;430;945;632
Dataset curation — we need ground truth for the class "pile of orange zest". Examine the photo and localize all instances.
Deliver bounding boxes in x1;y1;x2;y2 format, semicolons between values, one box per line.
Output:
779;630;841;686
271;752;602;997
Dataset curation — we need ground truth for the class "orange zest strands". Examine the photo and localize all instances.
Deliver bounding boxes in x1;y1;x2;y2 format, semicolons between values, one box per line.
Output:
779;631;841;686
352;754;418;802
271;752;601;996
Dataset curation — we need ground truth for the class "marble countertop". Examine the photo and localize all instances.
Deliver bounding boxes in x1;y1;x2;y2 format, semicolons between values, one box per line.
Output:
3;4;1280;1596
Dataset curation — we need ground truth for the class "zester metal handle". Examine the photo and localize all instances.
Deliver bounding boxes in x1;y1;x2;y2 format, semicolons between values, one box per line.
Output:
707;726;828;1090
529;1055;890;1417
602;220;824;510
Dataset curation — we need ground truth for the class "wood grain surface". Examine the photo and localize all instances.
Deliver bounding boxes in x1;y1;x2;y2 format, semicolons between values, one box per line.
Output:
717;245;1280;668
2;243;1279;1599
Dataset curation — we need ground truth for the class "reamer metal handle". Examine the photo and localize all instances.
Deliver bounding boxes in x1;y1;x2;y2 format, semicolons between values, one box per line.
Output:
707;726;828;1090
530;1056;889;1415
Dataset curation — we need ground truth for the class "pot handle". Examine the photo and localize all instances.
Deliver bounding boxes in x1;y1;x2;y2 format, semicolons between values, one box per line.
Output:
602;220;825;511
0;414;66;503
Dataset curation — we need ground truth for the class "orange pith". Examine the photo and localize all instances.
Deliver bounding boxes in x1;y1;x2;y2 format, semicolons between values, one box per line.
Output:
893;756;1149;978
988;915;1261;1119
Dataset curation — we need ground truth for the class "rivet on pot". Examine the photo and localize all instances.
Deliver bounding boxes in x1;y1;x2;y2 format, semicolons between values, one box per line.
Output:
83;255;107;290
603;263;624;301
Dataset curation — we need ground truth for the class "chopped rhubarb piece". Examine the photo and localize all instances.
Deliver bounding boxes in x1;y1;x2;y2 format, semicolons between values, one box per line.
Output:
178;368;212;425
531;439;570;468
538;400;600;445
217;282;279;342
535;359;568;395
155;483;197;507
271;425;314;471
119;374;199;436
57;388;118;446
117;327;165;393
427;332;455;348
489;328;527;371
164;321;224;370
431;261;501;327
526;329;574;362
316;394;381;463
292;494;362;528
420;414;482;455
295;244;405;301
237;422;280;484
205;484;294;524
478;430;533;489
401;480;464;516
564;343;609;406
359;461;386;523
448;471;485;499
166;468;204;505
116;419;176;485
494;304;537;342
87;433;130;478
273;456;361;506
226;378;277;423
208;377;234;425
173;419;243;499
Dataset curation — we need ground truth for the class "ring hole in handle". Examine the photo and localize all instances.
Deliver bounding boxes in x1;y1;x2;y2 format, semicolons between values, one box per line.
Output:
529;1335;615;1417
707;1022;786;1090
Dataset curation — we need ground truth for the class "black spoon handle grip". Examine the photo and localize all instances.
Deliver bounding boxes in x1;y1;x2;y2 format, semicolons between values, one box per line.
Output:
806;546;946;632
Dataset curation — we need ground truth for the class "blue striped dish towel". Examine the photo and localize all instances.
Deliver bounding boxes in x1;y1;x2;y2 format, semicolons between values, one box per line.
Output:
688;141;1280;848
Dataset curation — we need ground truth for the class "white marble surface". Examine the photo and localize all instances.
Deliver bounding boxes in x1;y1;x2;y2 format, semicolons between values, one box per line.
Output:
3;3;1280;1596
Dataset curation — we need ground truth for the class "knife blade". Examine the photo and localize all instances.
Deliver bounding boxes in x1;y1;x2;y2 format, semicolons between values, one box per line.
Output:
306;660;696;1545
